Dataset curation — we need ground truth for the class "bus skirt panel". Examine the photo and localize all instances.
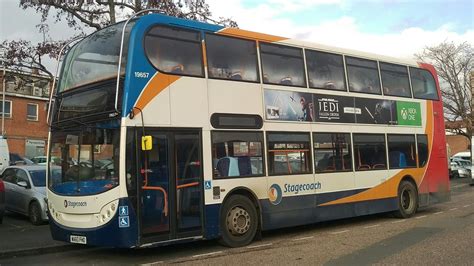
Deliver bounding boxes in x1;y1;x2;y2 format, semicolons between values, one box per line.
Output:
49;198;139;248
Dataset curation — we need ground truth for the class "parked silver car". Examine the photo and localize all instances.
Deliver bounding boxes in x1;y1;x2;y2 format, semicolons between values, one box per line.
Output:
0;165;49;225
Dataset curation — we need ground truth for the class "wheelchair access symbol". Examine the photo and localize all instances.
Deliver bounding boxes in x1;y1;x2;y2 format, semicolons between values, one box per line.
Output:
204;180;212;190
119;216;130;228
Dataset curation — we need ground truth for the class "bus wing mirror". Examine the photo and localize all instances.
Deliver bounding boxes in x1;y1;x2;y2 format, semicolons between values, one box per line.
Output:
142;136;152;151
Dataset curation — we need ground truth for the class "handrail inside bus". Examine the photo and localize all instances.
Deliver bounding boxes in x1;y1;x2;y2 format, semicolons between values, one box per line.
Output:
142;185;168;216
114;9;164;115
46;36;85;126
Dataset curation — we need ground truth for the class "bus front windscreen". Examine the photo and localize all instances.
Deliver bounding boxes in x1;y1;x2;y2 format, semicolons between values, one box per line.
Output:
48;128;120;196
58;21;134;92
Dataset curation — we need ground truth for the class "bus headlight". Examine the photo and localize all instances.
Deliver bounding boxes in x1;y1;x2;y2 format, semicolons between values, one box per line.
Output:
98;200;119;225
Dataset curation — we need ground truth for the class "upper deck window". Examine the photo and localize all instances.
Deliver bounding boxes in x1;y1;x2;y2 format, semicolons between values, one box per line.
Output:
58;21;135;92
346;57;381;94
380;62;411;97
306;50;346;91
206;34;259;82
144;25;204;77
260;43;306;87
410;67;439;100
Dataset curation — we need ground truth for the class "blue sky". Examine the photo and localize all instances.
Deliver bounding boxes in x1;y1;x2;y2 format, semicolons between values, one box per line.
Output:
272;0;472;34
1;0;472;63
238;0;473;34
209;0;473;59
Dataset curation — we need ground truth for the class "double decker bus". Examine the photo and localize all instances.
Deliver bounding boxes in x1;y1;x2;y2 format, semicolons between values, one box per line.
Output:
46;12;449;248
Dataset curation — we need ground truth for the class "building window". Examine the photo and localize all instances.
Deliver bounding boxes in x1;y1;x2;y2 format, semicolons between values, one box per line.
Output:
410;67;439;100
212;131;264;178
347;57;381;94
314;133;352;173
206;34;259;82
267;132;312;175
387;134;416;169
0;100;12;118
260;43;306;87
380;62;411;97
417;134;429;167
306;50;346;91
144;25;204;77
353;134;387;171
27;103;38;121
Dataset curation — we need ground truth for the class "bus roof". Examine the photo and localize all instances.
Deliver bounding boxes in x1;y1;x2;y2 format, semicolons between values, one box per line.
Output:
137;13;420;68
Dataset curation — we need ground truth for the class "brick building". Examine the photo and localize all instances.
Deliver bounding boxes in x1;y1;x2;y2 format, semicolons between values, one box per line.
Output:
0;69;51;159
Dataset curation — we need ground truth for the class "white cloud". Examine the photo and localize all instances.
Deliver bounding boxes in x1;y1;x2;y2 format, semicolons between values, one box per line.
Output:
208;0;473;60
265;0;342;12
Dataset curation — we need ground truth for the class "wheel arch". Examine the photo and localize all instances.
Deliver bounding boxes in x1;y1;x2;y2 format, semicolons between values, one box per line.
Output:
400;175;419;194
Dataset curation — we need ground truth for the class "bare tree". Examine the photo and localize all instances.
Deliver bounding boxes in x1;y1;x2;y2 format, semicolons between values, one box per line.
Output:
1;0;236;81
416;41;474;141
19;0;237;32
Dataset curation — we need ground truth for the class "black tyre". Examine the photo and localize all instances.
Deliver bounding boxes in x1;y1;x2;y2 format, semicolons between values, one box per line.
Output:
394;180;418;218
219;195;258;248
29;201;43;225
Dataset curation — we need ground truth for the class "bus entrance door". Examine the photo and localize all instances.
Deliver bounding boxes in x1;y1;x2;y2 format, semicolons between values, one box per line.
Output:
139;130;203;243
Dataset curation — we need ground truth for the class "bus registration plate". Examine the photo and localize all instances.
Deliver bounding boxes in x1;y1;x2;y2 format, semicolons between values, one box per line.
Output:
70;235;87;244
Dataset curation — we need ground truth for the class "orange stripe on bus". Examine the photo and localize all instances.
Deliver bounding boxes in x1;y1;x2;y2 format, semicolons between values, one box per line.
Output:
218;28;287;42
202;40;208;68
133;72;180;115
318;102;434;207
177;182;200;189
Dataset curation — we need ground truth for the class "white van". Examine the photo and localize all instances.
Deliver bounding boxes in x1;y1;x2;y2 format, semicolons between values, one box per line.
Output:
0;136;9;172
452;151;471;161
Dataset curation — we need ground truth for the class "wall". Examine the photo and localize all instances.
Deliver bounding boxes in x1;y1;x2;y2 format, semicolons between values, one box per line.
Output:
446;135;470;157
1;94;49;158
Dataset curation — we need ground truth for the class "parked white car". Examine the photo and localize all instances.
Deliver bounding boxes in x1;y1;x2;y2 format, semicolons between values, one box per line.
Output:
450;158;472;179
31;156;60;165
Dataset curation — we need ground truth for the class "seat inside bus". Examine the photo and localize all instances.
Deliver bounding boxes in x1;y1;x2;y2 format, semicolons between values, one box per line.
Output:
389;151;407;168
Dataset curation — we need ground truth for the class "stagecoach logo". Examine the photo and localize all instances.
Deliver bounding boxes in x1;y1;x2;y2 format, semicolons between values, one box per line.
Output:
268;184;282;205
64;200;87;208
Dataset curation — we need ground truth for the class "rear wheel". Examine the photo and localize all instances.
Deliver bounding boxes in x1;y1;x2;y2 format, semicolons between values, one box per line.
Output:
219;195;258;247
29;201;43;225
394;180;418;218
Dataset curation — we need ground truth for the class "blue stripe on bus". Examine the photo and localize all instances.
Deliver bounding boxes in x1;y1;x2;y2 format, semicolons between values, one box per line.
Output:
49;198;139;248
122;14;224;117
260;191;398;230
203;188;395;239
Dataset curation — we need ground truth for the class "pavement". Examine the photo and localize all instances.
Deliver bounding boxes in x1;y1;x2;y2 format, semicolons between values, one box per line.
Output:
0;177;471;260
0;211;83;259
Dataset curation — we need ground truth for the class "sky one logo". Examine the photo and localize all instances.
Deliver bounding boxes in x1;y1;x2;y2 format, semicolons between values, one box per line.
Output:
64;200;87;208
268;184;283;205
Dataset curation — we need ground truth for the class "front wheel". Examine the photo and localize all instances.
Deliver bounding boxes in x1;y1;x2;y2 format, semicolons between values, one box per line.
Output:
29;201;43;225
219;195;258;247
394;180;418;218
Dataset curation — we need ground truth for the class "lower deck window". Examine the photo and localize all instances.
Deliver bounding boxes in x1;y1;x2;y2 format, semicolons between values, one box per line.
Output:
314;133;352;172
267;132;312;175
388;134;416;169
212;131;264;178
353;134;387;171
